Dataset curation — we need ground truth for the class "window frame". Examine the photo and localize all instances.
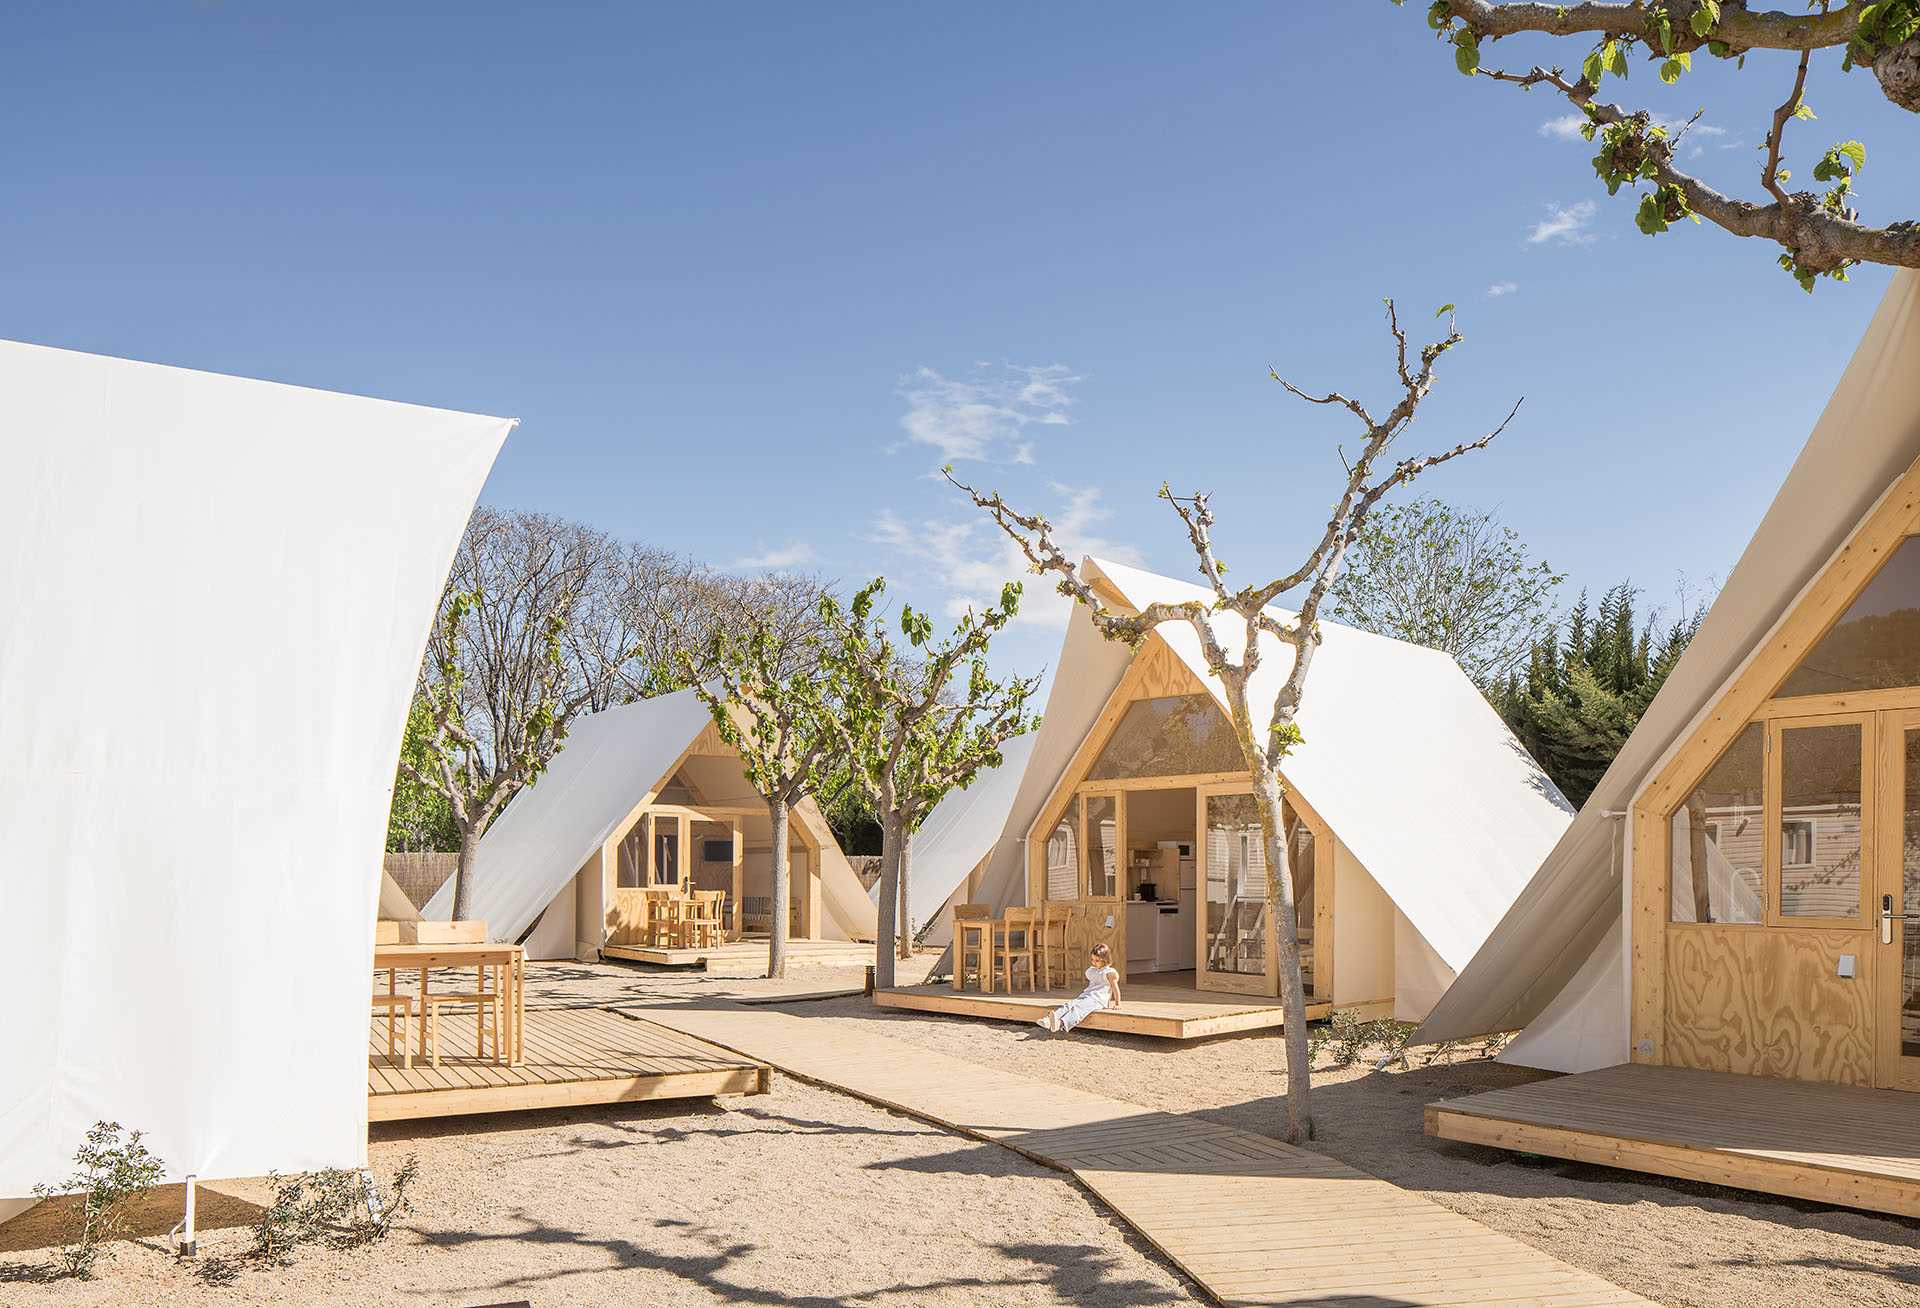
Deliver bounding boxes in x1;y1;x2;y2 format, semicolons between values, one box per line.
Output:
1765;712;1872;929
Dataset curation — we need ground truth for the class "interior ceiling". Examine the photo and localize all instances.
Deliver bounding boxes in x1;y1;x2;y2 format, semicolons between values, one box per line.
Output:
1125;786;1197;845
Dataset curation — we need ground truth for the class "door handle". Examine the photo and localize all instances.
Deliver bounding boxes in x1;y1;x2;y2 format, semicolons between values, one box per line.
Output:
1883;895;1920;944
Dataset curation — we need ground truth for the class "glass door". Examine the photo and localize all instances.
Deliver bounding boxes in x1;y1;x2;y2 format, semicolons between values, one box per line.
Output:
1078;790;1125;976
1878;710;1920;1089
1196;787;1276;995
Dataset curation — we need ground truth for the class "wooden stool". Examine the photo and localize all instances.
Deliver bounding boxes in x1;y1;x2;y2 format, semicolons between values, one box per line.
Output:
372;992;414;1070
1037;902;1076;989
952;904;993;992
993;907;1038;993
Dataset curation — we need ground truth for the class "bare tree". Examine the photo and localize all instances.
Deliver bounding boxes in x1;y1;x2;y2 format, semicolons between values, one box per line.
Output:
950;301;1520;1143
1412;1;1920;287
819;578;1041;988
1329;498;1563;687
402;508;631;921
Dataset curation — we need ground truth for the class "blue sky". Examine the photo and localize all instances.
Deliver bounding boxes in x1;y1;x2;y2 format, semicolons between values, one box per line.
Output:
7;3;1916;678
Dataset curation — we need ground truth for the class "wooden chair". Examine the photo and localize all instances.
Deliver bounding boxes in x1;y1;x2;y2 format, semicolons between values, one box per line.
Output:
684;890;726;950
641;888;678;948
423;968;502;1068
993;906;1038;993
1036;901;1077;989
952;904;993;992
372;991;414;1070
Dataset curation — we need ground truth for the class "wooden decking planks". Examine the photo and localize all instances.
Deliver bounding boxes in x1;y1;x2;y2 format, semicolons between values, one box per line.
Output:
875;976;1340;1039
367;1005;767;1122
630;1000;1651;1306
603;937;875;968
1427;1061;1920;1218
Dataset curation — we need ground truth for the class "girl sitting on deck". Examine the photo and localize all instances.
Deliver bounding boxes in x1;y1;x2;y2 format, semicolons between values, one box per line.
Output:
1036;943;1120;1034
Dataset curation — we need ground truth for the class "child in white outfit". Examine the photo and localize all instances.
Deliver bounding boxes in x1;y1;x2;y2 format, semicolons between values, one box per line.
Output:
1037;943;1121;1034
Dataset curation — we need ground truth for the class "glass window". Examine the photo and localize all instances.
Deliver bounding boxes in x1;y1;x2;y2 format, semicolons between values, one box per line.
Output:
1778;722;1863;919
616;814;649;888
1084;794;1119;898
655;825;681;886
1670;724;1764;923
1901;728;1920;1058
1045;798;1080;901
1086;694;1244;781
1776;535;1920;697
1204;792;1268;978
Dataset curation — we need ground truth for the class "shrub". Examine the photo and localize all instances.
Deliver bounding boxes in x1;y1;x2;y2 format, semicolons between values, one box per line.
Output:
31;1121;167;1279
251;1157;421;1266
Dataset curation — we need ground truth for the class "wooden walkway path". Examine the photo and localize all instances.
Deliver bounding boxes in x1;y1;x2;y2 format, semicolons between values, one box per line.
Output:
629;1000;1652;1307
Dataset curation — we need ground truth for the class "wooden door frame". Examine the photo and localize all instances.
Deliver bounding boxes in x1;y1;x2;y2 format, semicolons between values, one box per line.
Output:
1876;707;1920;1089
1194;782;1278;996
1078;787;1127;978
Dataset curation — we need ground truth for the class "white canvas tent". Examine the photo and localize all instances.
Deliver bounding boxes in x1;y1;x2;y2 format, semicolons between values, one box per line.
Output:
1417;269;1920;1070
872;732;1036;948
424;688;876;956
951;557;1573;1019
0;340;507;1204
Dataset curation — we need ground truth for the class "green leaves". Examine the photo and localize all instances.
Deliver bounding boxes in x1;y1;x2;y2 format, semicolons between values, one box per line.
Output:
1634;184;1696;236
1689;0;1721;38
1814;140;1866;182
1792;100;1818;121
1453;27;1480;76
1848;0;1920;69
1435;302;1455;318
1658;51;1691;84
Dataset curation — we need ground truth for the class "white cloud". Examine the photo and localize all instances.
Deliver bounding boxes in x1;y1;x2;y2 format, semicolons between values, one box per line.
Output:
870;483;1143;631
1485;281;1519;299
1527;199;1598;246
731;541;817;570
895;362;1082;464
1542;112;1739;159
1538;114;1589;141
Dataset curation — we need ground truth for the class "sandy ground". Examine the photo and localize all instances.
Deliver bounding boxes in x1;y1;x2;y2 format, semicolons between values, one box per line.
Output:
442;956;1920;1307
768;985;1920;1308
13;955;1918;1308
0;956;1193;1307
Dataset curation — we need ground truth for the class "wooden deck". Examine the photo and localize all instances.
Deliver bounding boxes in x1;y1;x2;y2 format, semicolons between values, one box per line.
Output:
367;1004;768;1122
876;973;1339;1039
603;936;874;969
1426;1062;1920;1219
635;1000;1651;1305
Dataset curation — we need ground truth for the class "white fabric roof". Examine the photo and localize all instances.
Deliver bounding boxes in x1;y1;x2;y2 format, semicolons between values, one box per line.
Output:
873;732;1037;930
1418;270;1920;1058
1088;559;1573;974
423;687;876;943
0;341;506;1196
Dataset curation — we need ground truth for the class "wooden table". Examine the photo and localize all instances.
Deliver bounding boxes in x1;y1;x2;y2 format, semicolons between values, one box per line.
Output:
374;942;525;1065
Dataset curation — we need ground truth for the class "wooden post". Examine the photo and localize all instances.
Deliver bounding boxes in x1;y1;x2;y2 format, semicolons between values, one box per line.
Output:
643;812;656;887
730;820;745;939
677;813;692;889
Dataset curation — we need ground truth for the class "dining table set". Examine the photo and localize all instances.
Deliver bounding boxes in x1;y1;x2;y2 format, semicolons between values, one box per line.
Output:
632;886;730;950
372;926;525;1071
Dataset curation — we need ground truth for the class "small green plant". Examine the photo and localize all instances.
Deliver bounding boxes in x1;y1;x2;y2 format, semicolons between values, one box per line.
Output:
252;1157;420;1267
1370;1019;1419;1070
1479;1030;1514;1059
1324;1008;1374;1068
31;1121;167;1279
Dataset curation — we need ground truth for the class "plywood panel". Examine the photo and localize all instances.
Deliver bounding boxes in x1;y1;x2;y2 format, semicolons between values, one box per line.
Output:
1664;926;1875;1084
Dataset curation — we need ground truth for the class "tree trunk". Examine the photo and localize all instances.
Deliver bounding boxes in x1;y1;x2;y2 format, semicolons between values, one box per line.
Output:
875;811;902;989
1685;793;1714;922
768;797;792;979
1252;764;1314;1144
451;822;482;922
897;830;914;960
